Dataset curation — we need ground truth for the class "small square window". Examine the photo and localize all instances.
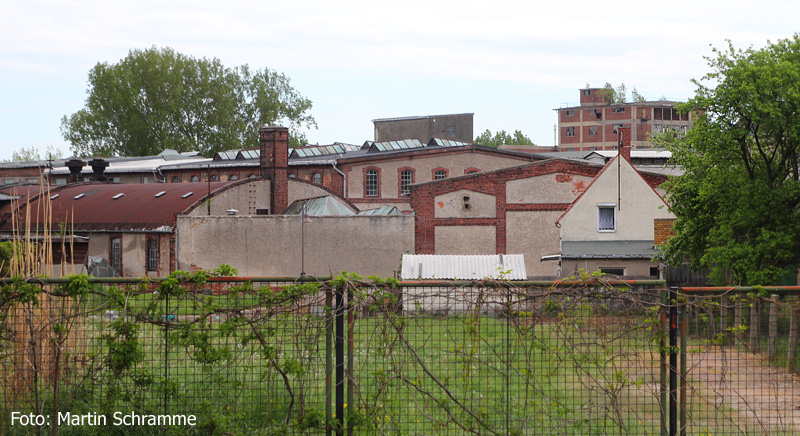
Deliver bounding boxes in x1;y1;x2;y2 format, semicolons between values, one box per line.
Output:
566;110;575;116
566;127;575;137
589;126;598;135
598;204;616;231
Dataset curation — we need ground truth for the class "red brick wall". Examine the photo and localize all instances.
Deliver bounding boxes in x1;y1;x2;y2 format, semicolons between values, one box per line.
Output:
605;107;633;121
260;126;289;214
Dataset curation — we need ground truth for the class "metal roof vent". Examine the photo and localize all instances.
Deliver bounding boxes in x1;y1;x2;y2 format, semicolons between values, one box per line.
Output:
73;193;85;200
155;191;166;198
181;192;193;199
112;193;124;199
50;194;60;200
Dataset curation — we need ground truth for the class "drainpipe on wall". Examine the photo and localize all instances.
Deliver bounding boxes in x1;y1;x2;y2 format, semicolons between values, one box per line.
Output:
332;158;347;198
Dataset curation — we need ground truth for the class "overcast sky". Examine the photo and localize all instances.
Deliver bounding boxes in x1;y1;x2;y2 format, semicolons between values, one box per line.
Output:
1;0;798;161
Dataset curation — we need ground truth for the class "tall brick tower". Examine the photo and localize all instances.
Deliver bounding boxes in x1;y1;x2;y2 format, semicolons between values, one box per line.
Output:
259;126;289;215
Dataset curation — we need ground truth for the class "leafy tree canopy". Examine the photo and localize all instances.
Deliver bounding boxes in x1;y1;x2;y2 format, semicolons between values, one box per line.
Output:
662;35;800;285
61;47;316;157
474;129;536;147
590;82;646;104
5;145;64;162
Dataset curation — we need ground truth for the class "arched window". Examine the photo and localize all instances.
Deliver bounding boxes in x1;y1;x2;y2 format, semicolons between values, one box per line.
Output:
248;174;256;179
312;173;322;184
434;169;448;180
171;176;181;183
229;174;238;181
465;168;481;175
190;175;199;182
399;169;414;196
365;169;379;197
210;174;218;181
288;173;297;179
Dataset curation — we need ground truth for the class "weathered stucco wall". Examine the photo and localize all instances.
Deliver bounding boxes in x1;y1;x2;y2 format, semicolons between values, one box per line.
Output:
188;180;271;216
506;174;593;204
434;225;496;255
559;158;674;241
434;189;496;219
346;153;528;199
288;180;338;206
86;232;171;277
176;215;414;278
561;258;658;278
505;211;561;277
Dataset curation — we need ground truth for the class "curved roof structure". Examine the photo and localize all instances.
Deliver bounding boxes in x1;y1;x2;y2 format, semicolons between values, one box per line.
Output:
2;182;233;233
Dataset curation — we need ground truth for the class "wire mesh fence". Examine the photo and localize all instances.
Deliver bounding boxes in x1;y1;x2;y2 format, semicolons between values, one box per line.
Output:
3;274;800;435
679;288;800;435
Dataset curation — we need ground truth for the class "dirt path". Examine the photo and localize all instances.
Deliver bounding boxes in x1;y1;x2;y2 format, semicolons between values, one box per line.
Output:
686;346;800;434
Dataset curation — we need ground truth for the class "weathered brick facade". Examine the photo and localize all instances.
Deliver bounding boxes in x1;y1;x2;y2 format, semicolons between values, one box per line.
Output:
260;126;289;214
654;218;676;246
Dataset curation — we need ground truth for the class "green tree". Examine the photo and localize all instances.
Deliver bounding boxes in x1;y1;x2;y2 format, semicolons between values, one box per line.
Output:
474;129;536;147
662;35;800;285
6;145;64;162
61;47;315;157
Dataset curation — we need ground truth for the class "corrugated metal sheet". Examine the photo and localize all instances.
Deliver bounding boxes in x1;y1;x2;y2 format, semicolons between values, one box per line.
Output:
401;254;527;280
2;182;233;232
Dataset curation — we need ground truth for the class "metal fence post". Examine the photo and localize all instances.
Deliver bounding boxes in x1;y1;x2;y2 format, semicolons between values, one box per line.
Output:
680;291;687;436
660;287;668;436
669;287;678;436
335;284;345;436
326;285;333;436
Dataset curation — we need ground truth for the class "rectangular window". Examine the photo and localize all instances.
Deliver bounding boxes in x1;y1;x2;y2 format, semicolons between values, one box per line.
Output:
366;170;379;197
589;126;598;135
565;110;574;116
434;170;447;180
566;126;575;137
111;237;122;275
141;176;148;184
598;204;616;231
613;107;625;113
599;267;625;276
400;170;413;196
147;238;158;271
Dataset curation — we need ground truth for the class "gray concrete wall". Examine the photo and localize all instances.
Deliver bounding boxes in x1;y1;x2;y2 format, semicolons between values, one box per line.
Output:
561;258;658;278
434;225;496;255
506;211;561;277
176;215;414;278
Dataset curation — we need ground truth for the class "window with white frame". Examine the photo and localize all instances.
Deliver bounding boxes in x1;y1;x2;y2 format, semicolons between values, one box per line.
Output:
434;170;447;180
400;169;413;196
598;204;616;231
365;169;379;197
312;173;322;184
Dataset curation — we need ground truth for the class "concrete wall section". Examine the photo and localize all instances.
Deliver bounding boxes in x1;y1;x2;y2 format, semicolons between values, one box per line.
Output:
176;215;414;278
434;225;496;255
434;189;496;219
187;180;271;216
505;211;561;277
561;258;658;278
506;174;593;204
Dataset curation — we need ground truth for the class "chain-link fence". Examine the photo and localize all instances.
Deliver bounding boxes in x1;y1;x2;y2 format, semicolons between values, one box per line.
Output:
3;274;799;435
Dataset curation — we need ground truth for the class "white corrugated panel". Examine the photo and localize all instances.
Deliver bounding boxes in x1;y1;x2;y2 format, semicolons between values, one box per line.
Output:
401;254;527;280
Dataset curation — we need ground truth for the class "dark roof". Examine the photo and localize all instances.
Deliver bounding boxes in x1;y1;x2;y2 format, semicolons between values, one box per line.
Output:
561;240;656;259
1;182;233;233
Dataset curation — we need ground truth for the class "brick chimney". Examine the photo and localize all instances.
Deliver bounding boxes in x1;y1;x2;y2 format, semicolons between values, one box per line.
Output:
618;126;631;162
259;126;289;215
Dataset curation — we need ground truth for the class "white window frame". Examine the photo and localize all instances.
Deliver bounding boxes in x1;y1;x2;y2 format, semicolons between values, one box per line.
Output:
598;203;616;232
